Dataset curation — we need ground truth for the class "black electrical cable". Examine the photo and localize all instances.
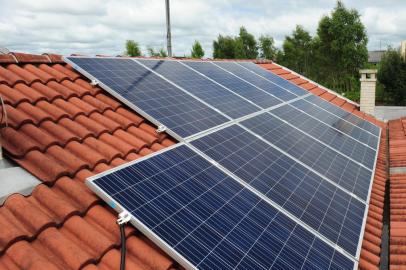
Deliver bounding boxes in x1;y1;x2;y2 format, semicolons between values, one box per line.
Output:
119;224;126;270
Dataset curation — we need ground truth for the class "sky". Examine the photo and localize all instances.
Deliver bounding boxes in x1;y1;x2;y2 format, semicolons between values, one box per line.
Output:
0;0;405;57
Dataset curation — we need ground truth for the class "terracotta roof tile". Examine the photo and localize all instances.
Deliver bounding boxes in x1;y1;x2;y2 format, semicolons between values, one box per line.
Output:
0;84;29;106
23;64;55;84
38;64;70;81
11;52;51;63
7;64;42;85
0;67;24;87
31;82;63;101
52;64;81;81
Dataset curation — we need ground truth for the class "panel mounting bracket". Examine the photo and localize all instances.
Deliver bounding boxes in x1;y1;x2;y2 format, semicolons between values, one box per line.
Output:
156;125;167;133
90;79;99;86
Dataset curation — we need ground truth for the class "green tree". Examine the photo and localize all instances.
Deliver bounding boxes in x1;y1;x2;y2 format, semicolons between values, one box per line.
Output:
316;1;368;91
125;40;141;57
213;26;258;59
258;35;277;60
191;41;205;58
378;48;406;105
213;35;236;59
236;26;258;59
147;46;168;57
279;25;313;76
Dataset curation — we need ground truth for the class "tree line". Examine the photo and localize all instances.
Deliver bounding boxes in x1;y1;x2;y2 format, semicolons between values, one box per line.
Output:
125;1;405;104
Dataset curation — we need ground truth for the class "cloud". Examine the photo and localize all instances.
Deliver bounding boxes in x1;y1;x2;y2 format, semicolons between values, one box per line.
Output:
0;0;404;57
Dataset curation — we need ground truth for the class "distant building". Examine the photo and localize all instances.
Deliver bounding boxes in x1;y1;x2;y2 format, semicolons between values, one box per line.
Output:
368;50;385;64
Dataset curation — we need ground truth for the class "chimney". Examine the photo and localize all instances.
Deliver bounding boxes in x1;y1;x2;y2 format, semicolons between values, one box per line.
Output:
359;69;378;115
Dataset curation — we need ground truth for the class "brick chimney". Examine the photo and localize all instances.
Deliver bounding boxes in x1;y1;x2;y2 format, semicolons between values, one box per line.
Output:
359;69;377;115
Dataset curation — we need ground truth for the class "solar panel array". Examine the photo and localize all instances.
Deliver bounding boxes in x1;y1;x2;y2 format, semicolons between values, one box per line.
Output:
66;56;381;270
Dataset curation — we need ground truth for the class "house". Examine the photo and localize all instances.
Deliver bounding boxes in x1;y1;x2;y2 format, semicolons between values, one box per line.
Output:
0;51;399;270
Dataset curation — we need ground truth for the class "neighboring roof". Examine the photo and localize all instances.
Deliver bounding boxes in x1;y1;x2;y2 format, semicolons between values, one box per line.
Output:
0;52;389;270
388;118;406;269
375;106;406;122
368;51;385;63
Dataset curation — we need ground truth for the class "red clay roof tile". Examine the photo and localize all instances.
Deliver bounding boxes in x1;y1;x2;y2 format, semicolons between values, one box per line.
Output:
7;64;41;85
0;66;24;86
24;64;55;84
11;52;51;63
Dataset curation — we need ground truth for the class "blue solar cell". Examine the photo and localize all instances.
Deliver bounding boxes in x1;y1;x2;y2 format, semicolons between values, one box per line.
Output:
137;59;260;119
292;98;379;149
212;61;299;101
270;104;377;169
67;57;229;138
191;125;365;256
182;61;282;109
305;95;380;136
241;112;373;201
236;61;308;96
92;144;354;270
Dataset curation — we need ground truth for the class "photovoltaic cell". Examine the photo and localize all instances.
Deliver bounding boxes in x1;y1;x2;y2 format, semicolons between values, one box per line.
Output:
270;104;376;169
138;59;260;119
236;62;308;96
241;112;373;201
213;62;299;101
66;57;229;138
191;125;365;256
291;99;379;149
304;95;380;136
182;61;282;109
91;144;354;270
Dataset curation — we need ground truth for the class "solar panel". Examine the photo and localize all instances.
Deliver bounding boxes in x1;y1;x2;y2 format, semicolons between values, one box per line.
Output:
270;104;377;170
304;95;380;136
66;57;229;139
291;98;379;149
234;62;309;97
66;56;381;269
212;62;299;101
241;112;373;201
191;124;366;256
182;61;282;109
88;144;355;270
137;59;260;119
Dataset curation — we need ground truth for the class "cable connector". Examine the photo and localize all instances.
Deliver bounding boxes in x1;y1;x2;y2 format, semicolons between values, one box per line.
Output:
117;211;131;225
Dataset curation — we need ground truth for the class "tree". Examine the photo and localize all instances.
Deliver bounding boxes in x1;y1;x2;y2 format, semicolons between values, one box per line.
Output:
378;48;406;105
236;26;258;59
147;47;168;57
212;26;258;59
258;35;277;60
191;41;205;58
125;40;141;57
213;35;236;59
278;25;313;75
315;1;368;91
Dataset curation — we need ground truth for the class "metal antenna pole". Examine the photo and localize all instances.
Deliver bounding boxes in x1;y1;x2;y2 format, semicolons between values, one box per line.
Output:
165;0;172;57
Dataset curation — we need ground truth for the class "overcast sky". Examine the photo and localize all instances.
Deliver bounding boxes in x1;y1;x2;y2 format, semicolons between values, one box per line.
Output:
0;0;405;57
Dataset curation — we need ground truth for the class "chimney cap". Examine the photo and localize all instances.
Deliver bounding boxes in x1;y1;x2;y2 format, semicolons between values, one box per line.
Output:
359;69;377;74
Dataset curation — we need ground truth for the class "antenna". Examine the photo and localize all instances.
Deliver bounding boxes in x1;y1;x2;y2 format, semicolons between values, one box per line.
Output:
165;0;172;57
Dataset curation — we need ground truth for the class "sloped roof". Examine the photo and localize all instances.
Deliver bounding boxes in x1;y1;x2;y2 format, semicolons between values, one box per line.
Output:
0;52;388;270
388;118;406;269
